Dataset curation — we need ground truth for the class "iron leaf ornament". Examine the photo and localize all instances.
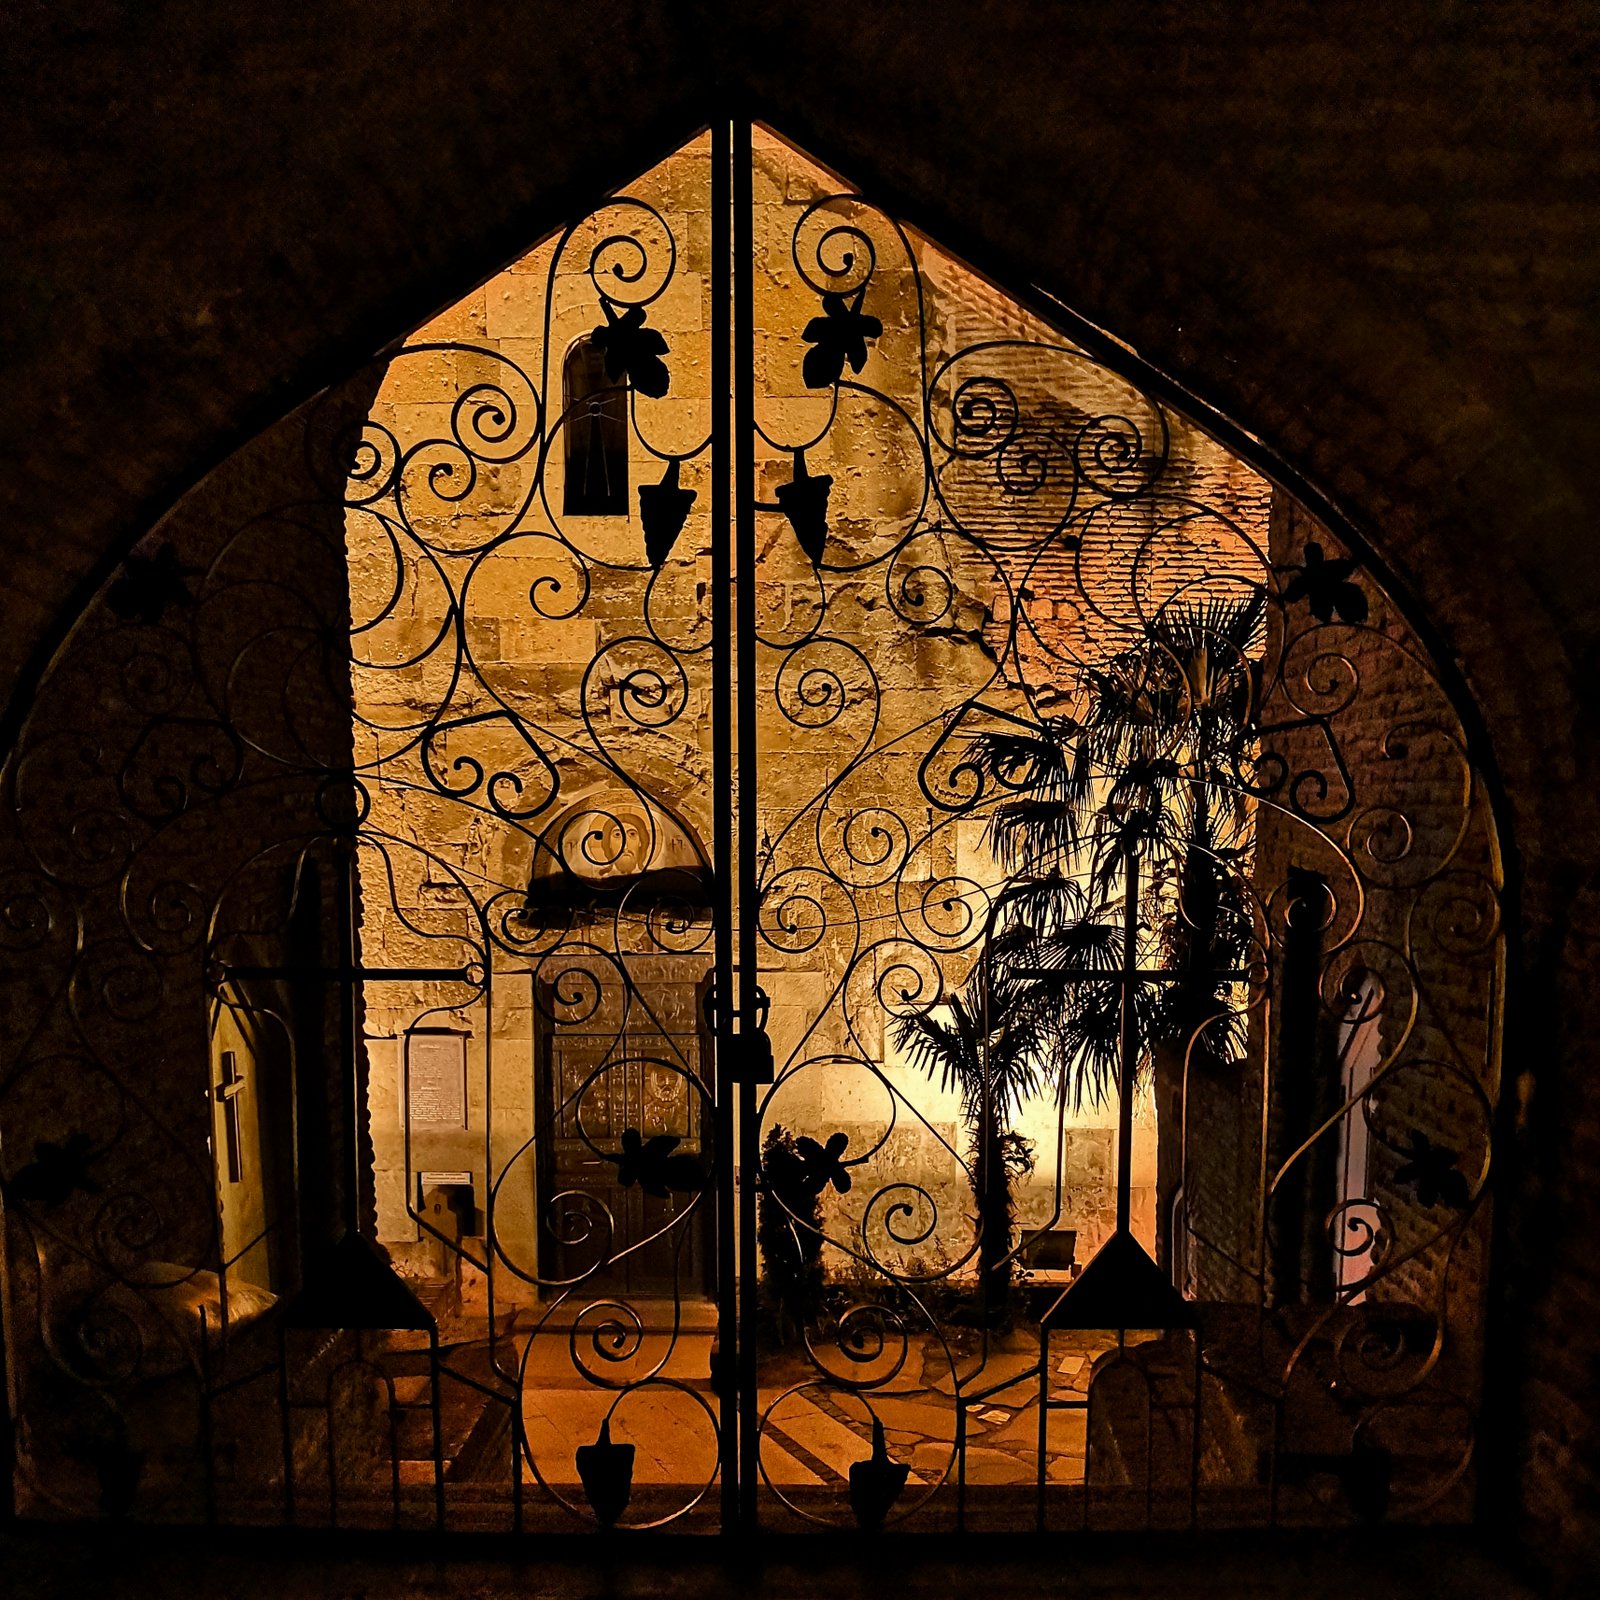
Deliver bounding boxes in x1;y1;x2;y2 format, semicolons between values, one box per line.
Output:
107;543;194;626
1393;1128;1471;1208
606;1127;705;1198
589;300;671;399
793;1130;852;1195
1281;541;1370;625
8;1133;102;1207
802;286;883;389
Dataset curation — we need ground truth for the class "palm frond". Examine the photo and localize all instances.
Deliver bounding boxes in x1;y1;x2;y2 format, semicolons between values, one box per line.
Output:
988;799;1082;874
894;969;1047;1123
1021;917;1124;975
992;870;1091;935
890;1005;974;1098
969;723;1096;874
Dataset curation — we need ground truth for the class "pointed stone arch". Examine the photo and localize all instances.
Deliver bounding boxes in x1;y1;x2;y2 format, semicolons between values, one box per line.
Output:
0;120;1506;1537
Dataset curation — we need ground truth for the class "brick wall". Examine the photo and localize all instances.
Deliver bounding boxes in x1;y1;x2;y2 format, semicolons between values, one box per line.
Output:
1246;491;1502;1515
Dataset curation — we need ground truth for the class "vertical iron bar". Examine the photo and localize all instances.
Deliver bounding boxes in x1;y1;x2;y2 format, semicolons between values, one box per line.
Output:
336;841;359;1240
956;1398;968;1531
1036;1333;1049;1533
512;975;528;1535
327;1339;341;1527
279;1327;295;1524
199;1307;216;1524
733;111;761;1534
483;961;495;1354
1082;1365;1093;1532
204;1006;227;1529
511;1392;524;1534
1117;850;1140;1237
1189;1328;1202;1529
1268;1397;1282;1526
387;1361;401;1531
0;1132;12;1516
1142;1357;1153;1528
0;1129;14;1526
431;1330;444;1532
709;113;738;1534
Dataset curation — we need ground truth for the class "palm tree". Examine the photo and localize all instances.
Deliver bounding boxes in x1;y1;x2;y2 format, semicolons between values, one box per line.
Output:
890;958;1041;1324
968;590;1265;1276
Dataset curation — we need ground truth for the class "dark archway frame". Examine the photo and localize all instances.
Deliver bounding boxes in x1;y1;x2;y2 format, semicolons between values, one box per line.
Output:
0;106;1521;1534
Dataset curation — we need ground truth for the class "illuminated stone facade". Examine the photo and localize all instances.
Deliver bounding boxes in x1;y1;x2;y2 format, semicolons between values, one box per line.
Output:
348;133;1274;1298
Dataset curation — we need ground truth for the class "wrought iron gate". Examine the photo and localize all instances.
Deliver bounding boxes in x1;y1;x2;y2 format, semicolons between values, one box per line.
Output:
0;120;1505;1535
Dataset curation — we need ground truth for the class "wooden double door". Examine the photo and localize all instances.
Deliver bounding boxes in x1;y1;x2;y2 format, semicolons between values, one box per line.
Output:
535;973;715;1300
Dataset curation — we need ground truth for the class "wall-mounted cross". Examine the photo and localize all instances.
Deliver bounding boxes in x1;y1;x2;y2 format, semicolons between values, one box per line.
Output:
214;1049;246;1184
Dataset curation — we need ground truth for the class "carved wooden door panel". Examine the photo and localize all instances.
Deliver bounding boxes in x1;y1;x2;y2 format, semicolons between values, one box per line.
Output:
537;981;713;1299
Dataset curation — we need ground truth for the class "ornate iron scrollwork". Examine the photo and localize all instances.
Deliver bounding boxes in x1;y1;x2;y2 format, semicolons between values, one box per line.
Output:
0;125;1503;1536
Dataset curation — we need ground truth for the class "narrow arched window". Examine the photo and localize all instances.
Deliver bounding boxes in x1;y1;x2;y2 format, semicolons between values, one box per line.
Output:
562;337;628;515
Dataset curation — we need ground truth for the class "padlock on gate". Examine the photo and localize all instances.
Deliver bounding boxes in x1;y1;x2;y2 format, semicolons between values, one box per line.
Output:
737;987;775;1084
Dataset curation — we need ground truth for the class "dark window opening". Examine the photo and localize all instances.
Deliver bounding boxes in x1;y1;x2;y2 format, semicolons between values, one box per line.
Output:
563;337;628;516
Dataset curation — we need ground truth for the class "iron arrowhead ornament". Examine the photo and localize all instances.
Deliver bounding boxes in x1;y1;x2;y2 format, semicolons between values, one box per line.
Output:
775;448;833;565
848;1414;909;1530
575;1415;635;1529
638;456;696;569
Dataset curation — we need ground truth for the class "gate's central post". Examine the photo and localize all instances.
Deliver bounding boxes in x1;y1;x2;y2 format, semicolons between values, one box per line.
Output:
732;112;762;1533
709;113;738;1532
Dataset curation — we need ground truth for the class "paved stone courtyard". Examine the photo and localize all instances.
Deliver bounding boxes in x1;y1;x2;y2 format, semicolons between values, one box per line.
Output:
511;1318;1117;1495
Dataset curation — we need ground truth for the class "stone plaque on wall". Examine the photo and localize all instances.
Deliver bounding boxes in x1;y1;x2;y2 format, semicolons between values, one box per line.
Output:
406;1030;468;1127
